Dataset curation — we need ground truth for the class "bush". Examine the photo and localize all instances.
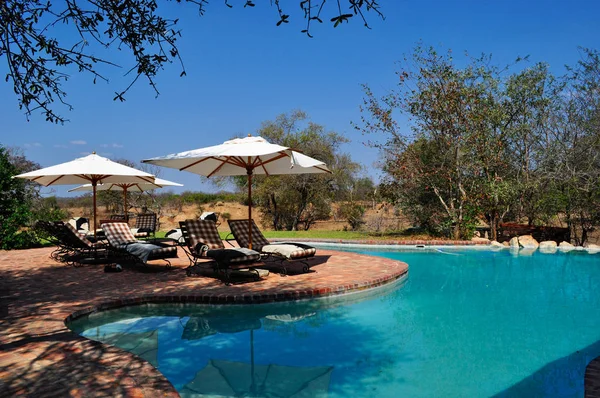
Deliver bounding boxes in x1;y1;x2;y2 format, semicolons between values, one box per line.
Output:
338;203;366;231
0;146;38;249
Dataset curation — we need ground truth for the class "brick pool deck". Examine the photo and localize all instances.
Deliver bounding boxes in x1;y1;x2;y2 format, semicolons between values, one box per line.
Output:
2;243;599;397
0;245;409;397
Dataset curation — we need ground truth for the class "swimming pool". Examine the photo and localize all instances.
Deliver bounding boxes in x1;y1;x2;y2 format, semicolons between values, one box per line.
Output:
68;248;600;397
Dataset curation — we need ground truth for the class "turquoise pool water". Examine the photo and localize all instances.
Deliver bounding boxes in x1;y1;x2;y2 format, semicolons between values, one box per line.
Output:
68;248;600;397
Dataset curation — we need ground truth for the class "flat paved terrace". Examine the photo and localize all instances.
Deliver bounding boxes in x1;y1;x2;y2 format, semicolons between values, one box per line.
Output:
0;246;407;397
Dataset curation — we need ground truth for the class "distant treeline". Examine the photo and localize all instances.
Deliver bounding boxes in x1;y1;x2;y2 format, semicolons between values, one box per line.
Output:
58;191;245;209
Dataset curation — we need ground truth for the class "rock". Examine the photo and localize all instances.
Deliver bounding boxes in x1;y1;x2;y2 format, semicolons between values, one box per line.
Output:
502;241;510;247
471;237;490;243
518;235;539;249
539;241;558;254
558;241;575;252
509;237;520;248
574;246;585;251
519;247;536;256
586;244;600;254
473;230;481;238
490;241;505;248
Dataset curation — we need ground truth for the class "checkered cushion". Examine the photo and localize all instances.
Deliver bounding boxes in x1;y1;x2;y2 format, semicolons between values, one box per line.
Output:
206;247;261;265
184;219;224;250
64;222;100;248
135;213;157;233
227;219;316;260
227;219;271;251
101;222;137;246
110;214;128;221
262;243;317;259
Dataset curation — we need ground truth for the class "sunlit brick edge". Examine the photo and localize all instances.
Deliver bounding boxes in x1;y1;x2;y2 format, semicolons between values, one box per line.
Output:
64;268;408;324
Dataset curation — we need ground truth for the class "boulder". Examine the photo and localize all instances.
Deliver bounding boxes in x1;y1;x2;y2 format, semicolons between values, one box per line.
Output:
519;247;536;256
471;237;490;243
585;244;600;254
509;237;520;248
490;241;505;248
518;235;539;249
502;241;510;247
539;241;558;254
558;241;575;252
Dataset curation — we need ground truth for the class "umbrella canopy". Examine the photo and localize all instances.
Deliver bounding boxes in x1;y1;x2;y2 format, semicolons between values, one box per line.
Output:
142;135;330;248
68;177;183;217
14;153;156;235
180;313;332;398
181;359;333;398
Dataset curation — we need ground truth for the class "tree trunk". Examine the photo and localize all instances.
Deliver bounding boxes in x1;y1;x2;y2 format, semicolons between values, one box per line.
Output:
489;212;498;241
453;224;461;240
269;193;279;230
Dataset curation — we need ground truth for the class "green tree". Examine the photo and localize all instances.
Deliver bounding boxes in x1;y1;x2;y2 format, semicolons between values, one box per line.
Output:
246;110;360;231
0;145;37;249
541;48;600;245
357;46;510;238
1;0;383;123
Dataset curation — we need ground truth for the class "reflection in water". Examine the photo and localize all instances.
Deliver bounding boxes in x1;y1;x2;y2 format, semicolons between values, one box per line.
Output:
179;313;333;397
69;249;600;397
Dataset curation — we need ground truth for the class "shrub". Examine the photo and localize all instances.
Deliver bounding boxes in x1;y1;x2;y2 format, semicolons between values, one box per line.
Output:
338;203;366;231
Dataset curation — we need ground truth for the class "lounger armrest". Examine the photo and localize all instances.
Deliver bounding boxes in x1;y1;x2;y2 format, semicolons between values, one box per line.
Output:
194;242;209;256
224;232;236;247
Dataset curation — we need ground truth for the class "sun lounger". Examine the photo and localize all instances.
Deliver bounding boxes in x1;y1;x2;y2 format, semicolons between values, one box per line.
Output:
131;213;158;239
179;219;263;284
227;219;316;274
101;222;177;267
36;220;107;266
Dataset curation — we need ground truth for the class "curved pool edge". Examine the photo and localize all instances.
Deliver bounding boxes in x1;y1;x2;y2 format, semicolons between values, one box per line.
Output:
64;263;408;325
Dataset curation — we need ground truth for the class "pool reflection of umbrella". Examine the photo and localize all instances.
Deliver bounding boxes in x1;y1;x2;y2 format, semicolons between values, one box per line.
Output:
180;359;333;398
68;177;183;219
180;313;333;398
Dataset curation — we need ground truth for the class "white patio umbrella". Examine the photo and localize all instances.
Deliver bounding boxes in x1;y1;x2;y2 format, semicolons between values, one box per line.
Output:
14;153;156;236
68;177;183;219
142;135;330;248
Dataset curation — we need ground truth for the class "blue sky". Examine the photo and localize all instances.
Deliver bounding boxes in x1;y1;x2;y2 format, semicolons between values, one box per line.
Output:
2;0;599;197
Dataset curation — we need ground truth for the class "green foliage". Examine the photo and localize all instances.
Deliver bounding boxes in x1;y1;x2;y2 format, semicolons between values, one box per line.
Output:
2;0;383;123
246;111;359;231
0;146;36;249
179;191;243;205
355;44;592;241
338;203;366;231
31;196;70;222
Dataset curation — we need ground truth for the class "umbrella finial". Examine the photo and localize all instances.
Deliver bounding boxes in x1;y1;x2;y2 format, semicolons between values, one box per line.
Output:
92;151;96;154
248;133;252;137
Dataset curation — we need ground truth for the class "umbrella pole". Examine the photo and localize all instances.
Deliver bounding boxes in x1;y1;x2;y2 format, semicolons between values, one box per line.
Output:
250;329;256;394
123;187;128;223
247;169;253;250
92;181;97;237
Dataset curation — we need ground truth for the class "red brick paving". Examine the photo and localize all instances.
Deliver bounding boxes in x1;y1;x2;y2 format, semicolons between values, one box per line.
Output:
0;245;407;397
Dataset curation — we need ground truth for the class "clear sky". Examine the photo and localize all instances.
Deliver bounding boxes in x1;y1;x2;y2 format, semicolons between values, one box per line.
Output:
2;0;599;197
